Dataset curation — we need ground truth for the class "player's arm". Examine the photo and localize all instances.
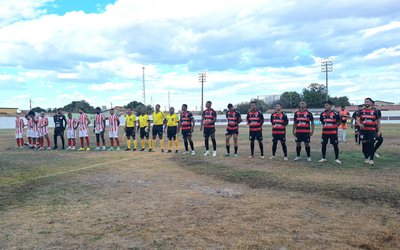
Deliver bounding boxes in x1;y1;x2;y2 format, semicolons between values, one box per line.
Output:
376;119;381;137
86;115;91;126
356;116;363;129
116;116;120;127
350;113;355;128
102;115;106;131
191;116;195;132
336;112;341;126
260;112;264;126
319;113;324;124
63;115;67;128
310;113;315;136
137;119;140;132
74;120;80;130
200;113;204;131
283;113;289;126
270;114;274;125
238;114;243;124
292;116;297;136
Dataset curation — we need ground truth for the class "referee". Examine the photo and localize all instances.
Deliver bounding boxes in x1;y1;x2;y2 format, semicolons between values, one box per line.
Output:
53;108;67;149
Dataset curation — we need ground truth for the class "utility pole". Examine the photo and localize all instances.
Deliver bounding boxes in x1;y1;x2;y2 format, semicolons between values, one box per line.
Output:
29;98;32;110
321;58;333;101
110;102;113;109
142;66;146;105
198;71;206;113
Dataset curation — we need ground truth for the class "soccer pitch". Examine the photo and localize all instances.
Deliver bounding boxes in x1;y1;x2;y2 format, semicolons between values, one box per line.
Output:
1;125;400;249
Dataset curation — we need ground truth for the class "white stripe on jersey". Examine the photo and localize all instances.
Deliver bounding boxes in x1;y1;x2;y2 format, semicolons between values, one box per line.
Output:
79;114;89;130
15;118;24;134
95;114;105;131
109;114;119;132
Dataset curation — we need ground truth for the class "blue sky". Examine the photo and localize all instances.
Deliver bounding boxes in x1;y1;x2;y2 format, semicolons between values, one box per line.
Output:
0;0;399;111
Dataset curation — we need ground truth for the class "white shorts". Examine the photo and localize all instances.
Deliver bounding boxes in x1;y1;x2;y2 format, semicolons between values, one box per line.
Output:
95;129;105;134
15;132;23;139
28;130;39;138
109;130;119;138
79;129;88;138
38;129;47;137
67;129;76;139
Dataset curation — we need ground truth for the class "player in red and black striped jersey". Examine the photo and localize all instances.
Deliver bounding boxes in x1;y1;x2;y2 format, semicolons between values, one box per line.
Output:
293;100;315;161
319;101;341;164
356;98;381;165
350;105;363;144
246;101;264;159
200;101;217;156
371;100;383;158
178;104;196;155
269;103;288;160
225;103;242;157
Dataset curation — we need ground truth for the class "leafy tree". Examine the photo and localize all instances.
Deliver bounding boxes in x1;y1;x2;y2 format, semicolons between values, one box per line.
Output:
302;83;326;108
235;99;268;114
125;101;154;114
31;106;46;113
331;96;351;107
279;91;301;109
62;100;95;113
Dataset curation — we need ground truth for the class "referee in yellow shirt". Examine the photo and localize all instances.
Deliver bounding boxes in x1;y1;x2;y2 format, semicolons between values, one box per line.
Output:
138;109;151;151
165;107;179;153
151;104;166;152
124;107;137;151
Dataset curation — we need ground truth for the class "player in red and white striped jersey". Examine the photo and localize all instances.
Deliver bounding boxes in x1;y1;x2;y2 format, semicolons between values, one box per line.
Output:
108;108;121;151
94;107;106;151
76;108;91;151
38;112;51;150
67;113;77;150
28;111;40;149
15;112;25;148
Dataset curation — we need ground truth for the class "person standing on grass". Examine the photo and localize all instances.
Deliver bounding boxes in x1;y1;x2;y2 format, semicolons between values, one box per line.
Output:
108;108;121;151
94;107;106;151
350;105;363;145
38;112;51;150
293;100;314;162
371;100;383;158
15;112;25;148
26;114;34;147
28;110;40;149
338;105;350;142
76;108;91;151
151;104;166;152
200;101;217;157
247;101;264;159
124;107;137;151
53;108;67;149
66;113;77;150
178;104;195;155
357;98;381;165
225;103;242;157
165;107;179;153
138;109;151;151
319;101;341;164
269;103;288;160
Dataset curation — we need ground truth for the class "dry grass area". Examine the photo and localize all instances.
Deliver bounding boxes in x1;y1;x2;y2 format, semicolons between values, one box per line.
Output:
1;125;400;249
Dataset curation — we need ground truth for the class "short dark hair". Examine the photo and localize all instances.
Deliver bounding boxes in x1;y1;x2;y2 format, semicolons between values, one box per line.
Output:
341;105;345;108
358;105;363;108
95;107;101;110
206;101;212;105
68;112;72;115
300;99;307;103
227;103;233;108
365;97;373;102
325;100;333;105
250;101;256;105
182;104;187;108
57;108;62;111
128;107;132;110
110;108;114;111
275;102;282;107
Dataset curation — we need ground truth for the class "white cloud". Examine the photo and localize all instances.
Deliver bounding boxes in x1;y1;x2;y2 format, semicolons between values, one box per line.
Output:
89;82;134;91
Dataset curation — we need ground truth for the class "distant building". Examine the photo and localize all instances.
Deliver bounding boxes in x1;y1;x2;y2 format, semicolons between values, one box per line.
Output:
258;95;281;104
0;107;18;115
374;100;395;106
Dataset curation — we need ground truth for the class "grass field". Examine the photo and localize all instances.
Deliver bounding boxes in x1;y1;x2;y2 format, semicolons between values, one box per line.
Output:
1;125;400;249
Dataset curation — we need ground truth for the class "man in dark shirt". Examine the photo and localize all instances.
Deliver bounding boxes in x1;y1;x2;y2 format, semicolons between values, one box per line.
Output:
53;108;67;149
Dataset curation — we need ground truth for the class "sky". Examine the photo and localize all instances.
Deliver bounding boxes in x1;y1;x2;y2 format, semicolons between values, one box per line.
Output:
0;0;399;111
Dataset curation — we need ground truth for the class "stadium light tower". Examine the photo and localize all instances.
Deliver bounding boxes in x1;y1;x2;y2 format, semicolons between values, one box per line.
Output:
199;71;206;113
321;58;333;101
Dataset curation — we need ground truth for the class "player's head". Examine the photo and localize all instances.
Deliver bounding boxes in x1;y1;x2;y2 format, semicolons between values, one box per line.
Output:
227;103;234;111
95;107;101;114
155;104;160;111
40;112;45;118
299;100;307;110
110;108;114;115
25;114;30;120
324;100;333;110
250;101;257;111
57;108;62;114
206;101;212;109
358;105;363;110
181;104;187;112
275;103;282;112
169;107;175;114
28;110;35;117
127;107;132;115
364;97;373;107
141;108;146;115
341;105;345;110
68;112;72;118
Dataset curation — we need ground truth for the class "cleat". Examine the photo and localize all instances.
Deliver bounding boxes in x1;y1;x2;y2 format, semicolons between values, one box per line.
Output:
225;153;230;157
233;153;238;157
260;155;265;159
294;156;301;161
182;151;189;155
53;146;58;150
248;155;254;159
94;147;100;151
175;150;178;154
116;147;120;151
364;158;370;164
212;151;217;157
148;149;152;152
283;157;288;161
335;159;342;164
269;156;275;160
319;158;327;163
86;148;90;151
125;148;131;151
203;151;210;156
161;149;164;153
167;150;172;153
191;151;196;156
108;147;115;151
47;147;51;150
140;148;145;151
71;147;76;150
133;148;137;151
67;147;71;150
102;146;106;151
78;148;85;151
307;157;312;162
369;160;374;165
375;153;380;158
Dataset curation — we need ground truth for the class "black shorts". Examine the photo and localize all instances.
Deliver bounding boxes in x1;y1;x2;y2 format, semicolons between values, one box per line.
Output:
249;131;263;141
125;127;136;138
321;134;338;144
226;129;239;136
54;128;65;136
295;133;311;143
203;127;215;137
167;126;177;139
360;131;376;142
354;126;360;133
152;125;163;137
181;129;192;139
140;127;149;139
272;134;286;142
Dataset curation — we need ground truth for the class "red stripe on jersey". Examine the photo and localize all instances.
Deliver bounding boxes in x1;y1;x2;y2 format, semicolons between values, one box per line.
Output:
226;110;240;130
294;110;313;134
79;114;89;130
15;118;24;134
180;111;193;131
271;112;288;135
202;109;216;129
109;114;119;132
320;111;339;135
359;108;379;131
247;110;263;132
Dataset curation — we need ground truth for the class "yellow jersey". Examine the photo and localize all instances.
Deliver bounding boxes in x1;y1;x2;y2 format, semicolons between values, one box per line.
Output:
166;113;179;127
139;114;150;128
125;114;136;128
152;111;165;125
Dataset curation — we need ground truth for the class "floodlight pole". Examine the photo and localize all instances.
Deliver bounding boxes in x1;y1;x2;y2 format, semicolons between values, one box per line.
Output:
142;66;146;105
321;58;333;101
199;71;206;113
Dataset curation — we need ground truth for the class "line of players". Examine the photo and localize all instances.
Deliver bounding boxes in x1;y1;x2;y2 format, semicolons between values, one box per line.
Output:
15;98;383;164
